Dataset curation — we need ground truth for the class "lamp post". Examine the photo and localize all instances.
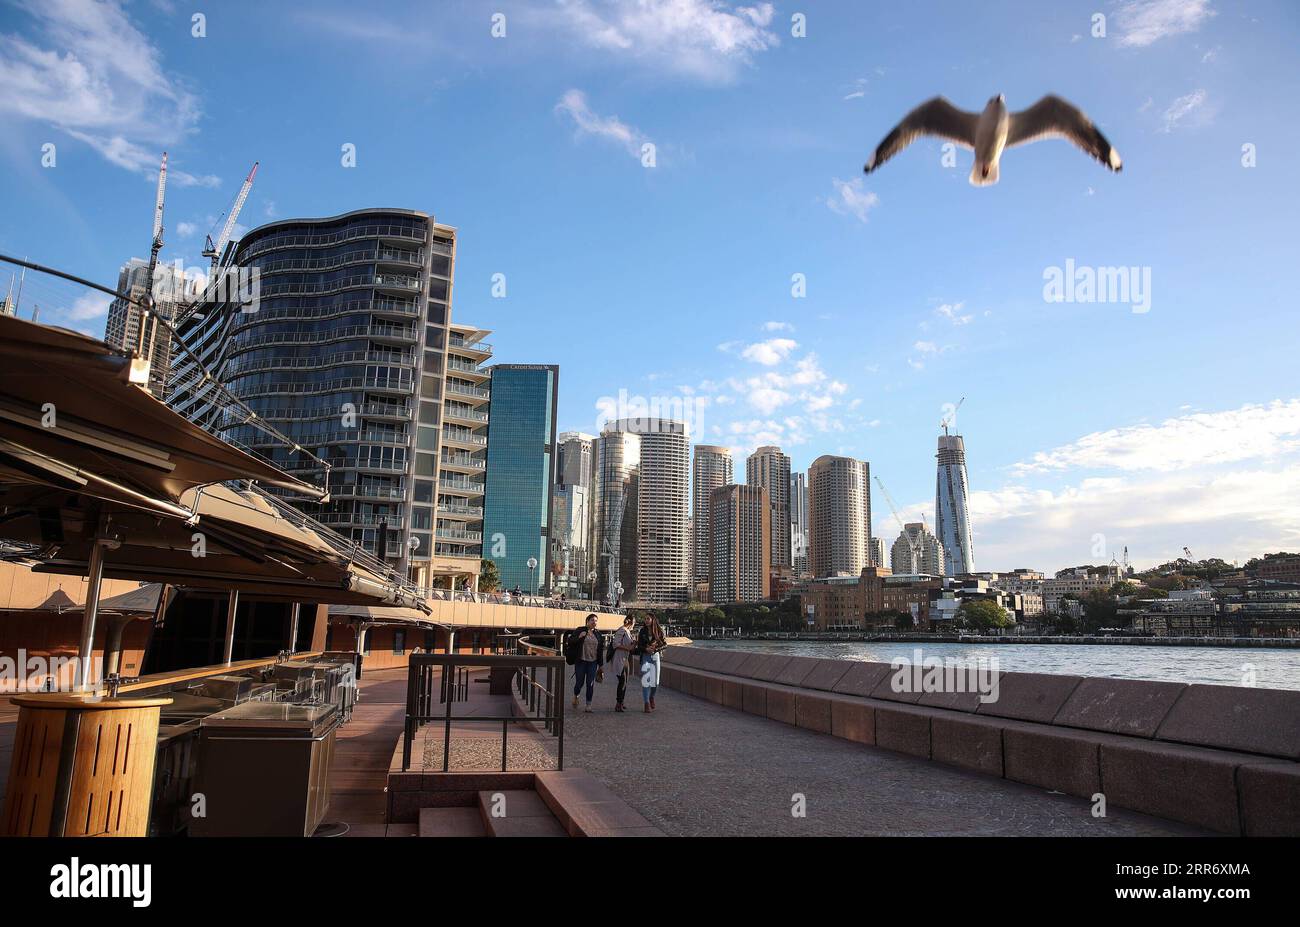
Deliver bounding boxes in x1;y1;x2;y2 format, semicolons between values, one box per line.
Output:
527;556;538;599
587;569;597;603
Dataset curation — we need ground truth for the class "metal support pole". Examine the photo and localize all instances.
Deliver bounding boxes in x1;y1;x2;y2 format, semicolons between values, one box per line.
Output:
103;615;129;678
223;590;239;665
288;602;301;653
77;537;111;691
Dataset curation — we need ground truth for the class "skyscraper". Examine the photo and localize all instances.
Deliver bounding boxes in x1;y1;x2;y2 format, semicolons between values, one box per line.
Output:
557;431;595;489
746;445;791;573
807;455;871;578
890;523;945;576
594;418;689;606
869;536;885;569
482;364;558;594
105;258;197;397
168;208;484;591
592;429;640;603
709;484;770;603
935;434;975;575
790;471;809;576
553;431;595;595
692;445;733;593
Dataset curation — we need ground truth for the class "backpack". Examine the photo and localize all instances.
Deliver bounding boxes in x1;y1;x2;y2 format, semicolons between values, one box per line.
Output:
563;629;581;665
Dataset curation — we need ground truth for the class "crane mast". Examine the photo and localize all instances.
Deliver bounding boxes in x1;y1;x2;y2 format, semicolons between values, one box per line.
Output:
204;161;258;273
875;475;923;572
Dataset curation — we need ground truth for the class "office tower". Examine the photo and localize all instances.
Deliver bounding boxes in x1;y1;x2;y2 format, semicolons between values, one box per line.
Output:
890;523;945;576
692;445;733;592
481;364;558;594
790;471;809;576
709;484;770;603
554;432;595;596
551;483;589;596
869;536;885;569
807;455;871;578
594;418;689;606
746;446;791;572
105;258;197;397
557;431;595;489
168;208;485;591
592;429;640;603
935;434;975;575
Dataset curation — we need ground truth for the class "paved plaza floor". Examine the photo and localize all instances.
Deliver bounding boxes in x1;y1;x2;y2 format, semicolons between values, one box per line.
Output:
559;670;1206;837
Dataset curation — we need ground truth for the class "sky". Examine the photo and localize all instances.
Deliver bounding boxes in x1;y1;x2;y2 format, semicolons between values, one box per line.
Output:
1;0;1298;573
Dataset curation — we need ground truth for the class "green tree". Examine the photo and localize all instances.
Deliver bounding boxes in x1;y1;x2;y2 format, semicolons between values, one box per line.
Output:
704;606;726;624
893;610;915;631
479;559;500;593
960;598;1009;631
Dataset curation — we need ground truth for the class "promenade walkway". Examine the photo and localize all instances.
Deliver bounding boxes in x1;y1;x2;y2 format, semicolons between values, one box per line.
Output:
560;671;1205;837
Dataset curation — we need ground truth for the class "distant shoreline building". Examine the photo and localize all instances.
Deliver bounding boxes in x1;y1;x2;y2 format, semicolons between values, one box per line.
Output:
791;471;809;577
692;445;733;597
747;446;791;574
935;434;975;576
709;484;770;603
890;522;944;576
807;455;872;579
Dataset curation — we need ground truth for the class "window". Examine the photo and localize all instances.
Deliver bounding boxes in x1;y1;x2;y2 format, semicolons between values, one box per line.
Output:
393;629;406;655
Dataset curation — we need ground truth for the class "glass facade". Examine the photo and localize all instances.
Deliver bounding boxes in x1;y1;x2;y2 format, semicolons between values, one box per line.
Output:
168;208;457;580
481;365;558;593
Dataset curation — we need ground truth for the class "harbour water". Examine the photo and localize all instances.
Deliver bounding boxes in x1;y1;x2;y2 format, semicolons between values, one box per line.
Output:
692;639;1300;691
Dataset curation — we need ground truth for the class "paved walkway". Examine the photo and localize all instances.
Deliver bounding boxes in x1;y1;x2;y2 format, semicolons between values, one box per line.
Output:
330;666;409;836
560;670;1206;837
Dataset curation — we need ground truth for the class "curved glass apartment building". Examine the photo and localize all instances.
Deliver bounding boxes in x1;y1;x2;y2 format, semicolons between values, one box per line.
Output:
169;208;487;592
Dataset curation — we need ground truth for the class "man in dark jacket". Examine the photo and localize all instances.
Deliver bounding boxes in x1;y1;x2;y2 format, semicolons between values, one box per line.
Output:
569;614;605;712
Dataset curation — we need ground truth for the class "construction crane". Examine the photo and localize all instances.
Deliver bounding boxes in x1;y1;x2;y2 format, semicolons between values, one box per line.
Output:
875;475;923;573
129;152;168;388
1183;546;1195;562
203;161;258;274
940;396;965;436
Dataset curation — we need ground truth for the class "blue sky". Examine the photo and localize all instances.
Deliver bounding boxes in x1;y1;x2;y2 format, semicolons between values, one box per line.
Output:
2;0;1298;572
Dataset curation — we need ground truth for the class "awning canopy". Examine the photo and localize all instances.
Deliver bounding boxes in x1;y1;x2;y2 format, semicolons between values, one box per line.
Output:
0;315;428;613
328;603;444;625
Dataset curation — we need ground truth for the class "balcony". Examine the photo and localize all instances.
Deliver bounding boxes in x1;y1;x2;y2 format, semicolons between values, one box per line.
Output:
436;527;482;543
441;427;487;447
439;453;486;472
436;502;483;520
443;405;488;426
439;476;485;496
373;273;421;293
329;483;406;501
445;381;490;402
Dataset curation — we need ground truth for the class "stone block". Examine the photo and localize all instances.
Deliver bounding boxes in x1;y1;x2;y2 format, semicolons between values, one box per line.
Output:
794;691;833;734
774;655;822;687
830;697;875;745
976;671;1082;723
1002;725;1103;798
931;714;1005;776
829;661;892;697
800;659;853;692
1053;677;1186;738
872;703;931;758
1238;762;1300;837
1155;684;1300;759
766;687;796;725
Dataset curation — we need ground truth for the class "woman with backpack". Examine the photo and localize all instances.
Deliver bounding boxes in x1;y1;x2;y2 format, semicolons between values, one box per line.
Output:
636;612;667;712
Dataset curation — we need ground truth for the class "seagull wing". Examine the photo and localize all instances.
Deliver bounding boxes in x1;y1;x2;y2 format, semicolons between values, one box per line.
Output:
1007;95;1123;171
864;97;979;173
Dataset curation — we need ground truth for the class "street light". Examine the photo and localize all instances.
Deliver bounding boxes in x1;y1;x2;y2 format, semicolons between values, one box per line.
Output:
587;569;597;603
527;556;538;598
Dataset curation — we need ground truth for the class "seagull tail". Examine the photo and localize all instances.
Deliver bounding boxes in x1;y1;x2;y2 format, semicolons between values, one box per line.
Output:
969;160;999;187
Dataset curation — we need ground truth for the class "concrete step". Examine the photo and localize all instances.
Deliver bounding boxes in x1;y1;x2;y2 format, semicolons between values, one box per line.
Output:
418;806;487;837
476;789;568;837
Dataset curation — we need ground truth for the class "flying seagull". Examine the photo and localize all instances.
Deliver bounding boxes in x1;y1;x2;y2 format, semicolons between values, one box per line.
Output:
863;94;1122;186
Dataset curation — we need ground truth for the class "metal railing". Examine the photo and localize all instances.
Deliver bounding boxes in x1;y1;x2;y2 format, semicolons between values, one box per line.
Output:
401;653;565;773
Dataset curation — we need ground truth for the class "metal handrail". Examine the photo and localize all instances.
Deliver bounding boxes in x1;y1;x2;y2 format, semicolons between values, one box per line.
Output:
402;653;565;773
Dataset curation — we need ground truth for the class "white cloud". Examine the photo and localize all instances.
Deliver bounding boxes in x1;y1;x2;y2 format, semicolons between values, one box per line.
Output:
913;340;938;354
740;337;797;366
825;177;880;223
762;320;793;332
555;89;650;159
175;221;197;239
65;289;112;321
935;301;972;326
0;0;217;186
1113;0;1216;48
919;398;1300;572
1011;400;1300;476
1160;88;1209;132
555;0;778;82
